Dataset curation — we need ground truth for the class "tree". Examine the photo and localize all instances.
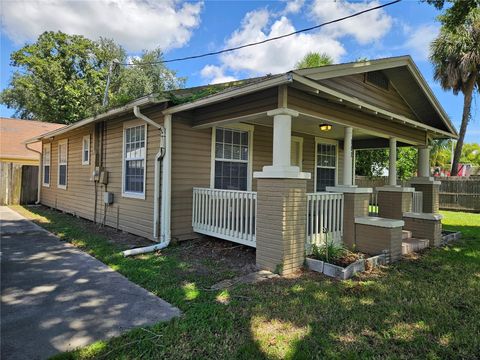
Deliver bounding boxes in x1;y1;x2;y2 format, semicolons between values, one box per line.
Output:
430;139;452;168
460;143;480;166
423;0;480;29
430;8;480;175
355;149;389;178
295;52;333;69
0;31;182;124
397;147;418;180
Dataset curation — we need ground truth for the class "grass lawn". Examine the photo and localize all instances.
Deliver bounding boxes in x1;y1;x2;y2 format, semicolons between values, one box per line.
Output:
12;205;480;359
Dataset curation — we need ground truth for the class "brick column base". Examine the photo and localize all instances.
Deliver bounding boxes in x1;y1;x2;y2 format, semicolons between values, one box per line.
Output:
377;187;414;220
255;178;307;275
403;212;443;247
355;217;405;262
410;179;440;214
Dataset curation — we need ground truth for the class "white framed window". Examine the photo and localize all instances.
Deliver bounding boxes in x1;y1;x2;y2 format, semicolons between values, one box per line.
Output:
82;134;90;165
314;138;338;192
211;124;253;191
122;121;147;199
42;143;51;187
57;139;68;189
291;136;304;171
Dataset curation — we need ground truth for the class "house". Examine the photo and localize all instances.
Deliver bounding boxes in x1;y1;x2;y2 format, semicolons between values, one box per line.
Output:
25;56;457;274
0;118;64;205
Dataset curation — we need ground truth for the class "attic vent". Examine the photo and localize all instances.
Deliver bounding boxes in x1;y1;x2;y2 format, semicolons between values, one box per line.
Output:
365;71;389;90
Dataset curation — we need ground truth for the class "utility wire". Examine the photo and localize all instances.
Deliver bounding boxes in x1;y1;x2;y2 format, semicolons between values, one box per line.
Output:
119;0;401;66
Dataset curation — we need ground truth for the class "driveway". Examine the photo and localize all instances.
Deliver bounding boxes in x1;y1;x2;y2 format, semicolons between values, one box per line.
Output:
0;207;180;360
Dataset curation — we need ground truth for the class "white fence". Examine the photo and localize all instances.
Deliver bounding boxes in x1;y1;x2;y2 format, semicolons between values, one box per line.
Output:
306;192;344;251
412;191;423;213
192;188;257;247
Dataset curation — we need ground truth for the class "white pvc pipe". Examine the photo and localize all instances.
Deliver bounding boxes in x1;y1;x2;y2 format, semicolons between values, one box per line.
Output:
122;242;168;257
161;114;172;245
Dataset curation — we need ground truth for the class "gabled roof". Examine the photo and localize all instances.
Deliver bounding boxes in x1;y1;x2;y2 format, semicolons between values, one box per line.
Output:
0;118;64;161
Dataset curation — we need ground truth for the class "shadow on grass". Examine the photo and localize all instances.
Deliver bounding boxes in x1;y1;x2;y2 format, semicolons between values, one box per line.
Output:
13;206;480;360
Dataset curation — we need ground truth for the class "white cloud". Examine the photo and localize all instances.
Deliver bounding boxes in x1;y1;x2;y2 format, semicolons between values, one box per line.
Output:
1;0;203;52
281;0;305;15
200;65;237;84
200;8;345;82
310;0;393;44
403;24;439;61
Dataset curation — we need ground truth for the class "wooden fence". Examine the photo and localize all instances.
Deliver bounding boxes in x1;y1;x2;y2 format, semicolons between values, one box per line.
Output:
0;162;38;205
355;176;480;213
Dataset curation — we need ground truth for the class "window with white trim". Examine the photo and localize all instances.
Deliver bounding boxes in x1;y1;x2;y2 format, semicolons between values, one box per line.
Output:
42;143;51;186
57;139;68;189
316;141;337;191
214;127;250;191
123;123;146;197
82;135;90;165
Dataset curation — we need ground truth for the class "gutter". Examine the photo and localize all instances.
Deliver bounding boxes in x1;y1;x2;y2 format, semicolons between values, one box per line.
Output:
122;108;171;257
24;143;42;204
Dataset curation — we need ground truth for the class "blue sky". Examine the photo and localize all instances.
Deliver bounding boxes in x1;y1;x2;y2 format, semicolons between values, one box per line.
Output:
0;0;478;142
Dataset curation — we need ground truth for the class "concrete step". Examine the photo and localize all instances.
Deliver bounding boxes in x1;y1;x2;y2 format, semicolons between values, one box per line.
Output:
402;230;412;240
402;238;430;255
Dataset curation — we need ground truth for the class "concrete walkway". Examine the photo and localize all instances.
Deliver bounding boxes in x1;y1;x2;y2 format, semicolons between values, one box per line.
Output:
0;207;180;360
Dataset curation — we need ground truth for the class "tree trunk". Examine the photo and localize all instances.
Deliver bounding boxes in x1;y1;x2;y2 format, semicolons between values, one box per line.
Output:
451;76;476;176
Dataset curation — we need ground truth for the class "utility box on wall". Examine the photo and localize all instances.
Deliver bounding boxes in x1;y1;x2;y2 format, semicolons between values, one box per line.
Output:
104;192;114;205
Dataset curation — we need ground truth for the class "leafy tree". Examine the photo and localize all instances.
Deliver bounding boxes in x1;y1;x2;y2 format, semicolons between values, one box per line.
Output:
355;149;389;178
430;139;452;168
0;31;182;124
295;52;333;69
430;8;480;175
460;143;480;165
422;0;480;29
397;147;418;180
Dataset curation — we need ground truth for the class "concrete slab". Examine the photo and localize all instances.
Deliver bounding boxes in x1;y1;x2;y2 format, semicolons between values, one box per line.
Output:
0;207;180;360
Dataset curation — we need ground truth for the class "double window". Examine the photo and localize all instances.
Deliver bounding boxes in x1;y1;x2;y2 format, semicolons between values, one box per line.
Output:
123;123;147;198
57;139;68;189
82;135;90;165
213;126;252;191
315;140;337;192
42;143;51;187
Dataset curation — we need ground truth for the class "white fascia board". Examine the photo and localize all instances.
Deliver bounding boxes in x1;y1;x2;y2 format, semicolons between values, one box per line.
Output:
162;75;292;115
291;73;456;140
24;96;164;144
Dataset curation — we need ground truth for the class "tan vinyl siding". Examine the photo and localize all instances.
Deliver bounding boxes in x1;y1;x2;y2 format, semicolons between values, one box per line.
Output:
319;74;418;120
41;108;163;240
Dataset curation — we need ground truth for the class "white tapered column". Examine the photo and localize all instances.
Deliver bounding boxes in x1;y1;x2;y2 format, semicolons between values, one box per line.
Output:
343;127;353;186
418;146;430;178
389;137;397;186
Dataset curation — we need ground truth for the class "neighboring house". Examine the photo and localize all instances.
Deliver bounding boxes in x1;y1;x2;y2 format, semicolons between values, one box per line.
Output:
0;118;64;205
26;56;457;274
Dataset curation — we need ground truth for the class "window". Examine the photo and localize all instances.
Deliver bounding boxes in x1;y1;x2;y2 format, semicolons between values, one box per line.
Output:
82;135;90;165
57;139;68;189
212;126;252;191
315;139;337;192
42;143;51;187
365;71;389;90
122;123;146;198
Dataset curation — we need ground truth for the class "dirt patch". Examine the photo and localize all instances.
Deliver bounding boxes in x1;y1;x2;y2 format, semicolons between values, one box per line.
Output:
173;236;257;278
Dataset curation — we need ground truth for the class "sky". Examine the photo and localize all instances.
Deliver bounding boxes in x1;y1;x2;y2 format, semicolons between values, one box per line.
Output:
0;0;478;143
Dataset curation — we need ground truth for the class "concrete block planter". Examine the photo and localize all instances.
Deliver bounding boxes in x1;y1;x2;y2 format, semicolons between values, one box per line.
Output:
307;254;386;280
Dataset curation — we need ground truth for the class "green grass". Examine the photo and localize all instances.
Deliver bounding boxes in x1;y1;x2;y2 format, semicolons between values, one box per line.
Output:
12;206;480;359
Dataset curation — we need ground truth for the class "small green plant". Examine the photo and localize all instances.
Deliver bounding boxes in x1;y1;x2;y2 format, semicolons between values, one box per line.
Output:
311;231;346;263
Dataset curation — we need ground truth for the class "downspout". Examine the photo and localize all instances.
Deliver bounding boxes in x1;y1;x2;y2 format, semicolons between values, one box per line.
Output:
122;107;171;256
25;143;42;204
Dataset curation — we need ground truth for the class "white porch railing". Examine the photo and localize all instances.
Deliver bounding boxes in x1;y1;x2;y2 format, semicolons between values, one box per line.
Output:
306;192;344;251
192;188;257;247
369;191;379;216
412;191;423;213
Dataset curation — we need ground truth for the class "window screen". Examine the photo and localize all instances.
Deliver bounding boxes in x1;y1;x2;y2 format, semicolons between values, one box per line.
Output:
124;125;146;194
316;143;336;191
43;144;50;185
214;128;249;191
58;141;67;187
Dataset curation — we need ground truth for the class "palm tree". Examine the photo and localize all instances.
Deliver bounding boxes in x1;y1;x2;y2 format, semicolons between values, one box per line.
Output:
430;139;451;168
430;8;480;176
295;52;333;69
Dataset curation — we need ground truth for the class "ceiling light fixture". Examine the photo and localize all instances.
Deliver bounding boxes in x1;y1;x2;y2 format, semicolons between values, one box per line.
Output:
319;123;332;131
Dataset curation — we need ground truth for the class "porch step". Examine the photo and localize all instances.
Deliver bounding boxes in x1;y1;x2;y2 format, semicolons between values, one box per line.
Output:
402;230;412;240
402;238;430;255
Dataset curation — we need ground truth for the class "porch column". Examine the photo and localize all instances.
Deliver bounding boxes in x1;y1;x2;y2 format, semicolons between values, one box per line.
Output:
343;127;353;186
417;146;430;178
254;108;311;275
388;137;397;186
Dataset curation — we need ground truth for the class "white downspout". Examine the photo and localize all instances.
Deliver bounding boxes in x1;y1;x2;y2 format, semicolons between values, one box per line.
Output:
123;108;171;257
25;143;42;204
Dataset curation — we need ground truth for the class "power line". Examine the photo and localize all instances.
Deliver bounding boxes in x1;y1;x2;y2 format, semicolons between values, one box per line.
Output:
119;0;401;66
